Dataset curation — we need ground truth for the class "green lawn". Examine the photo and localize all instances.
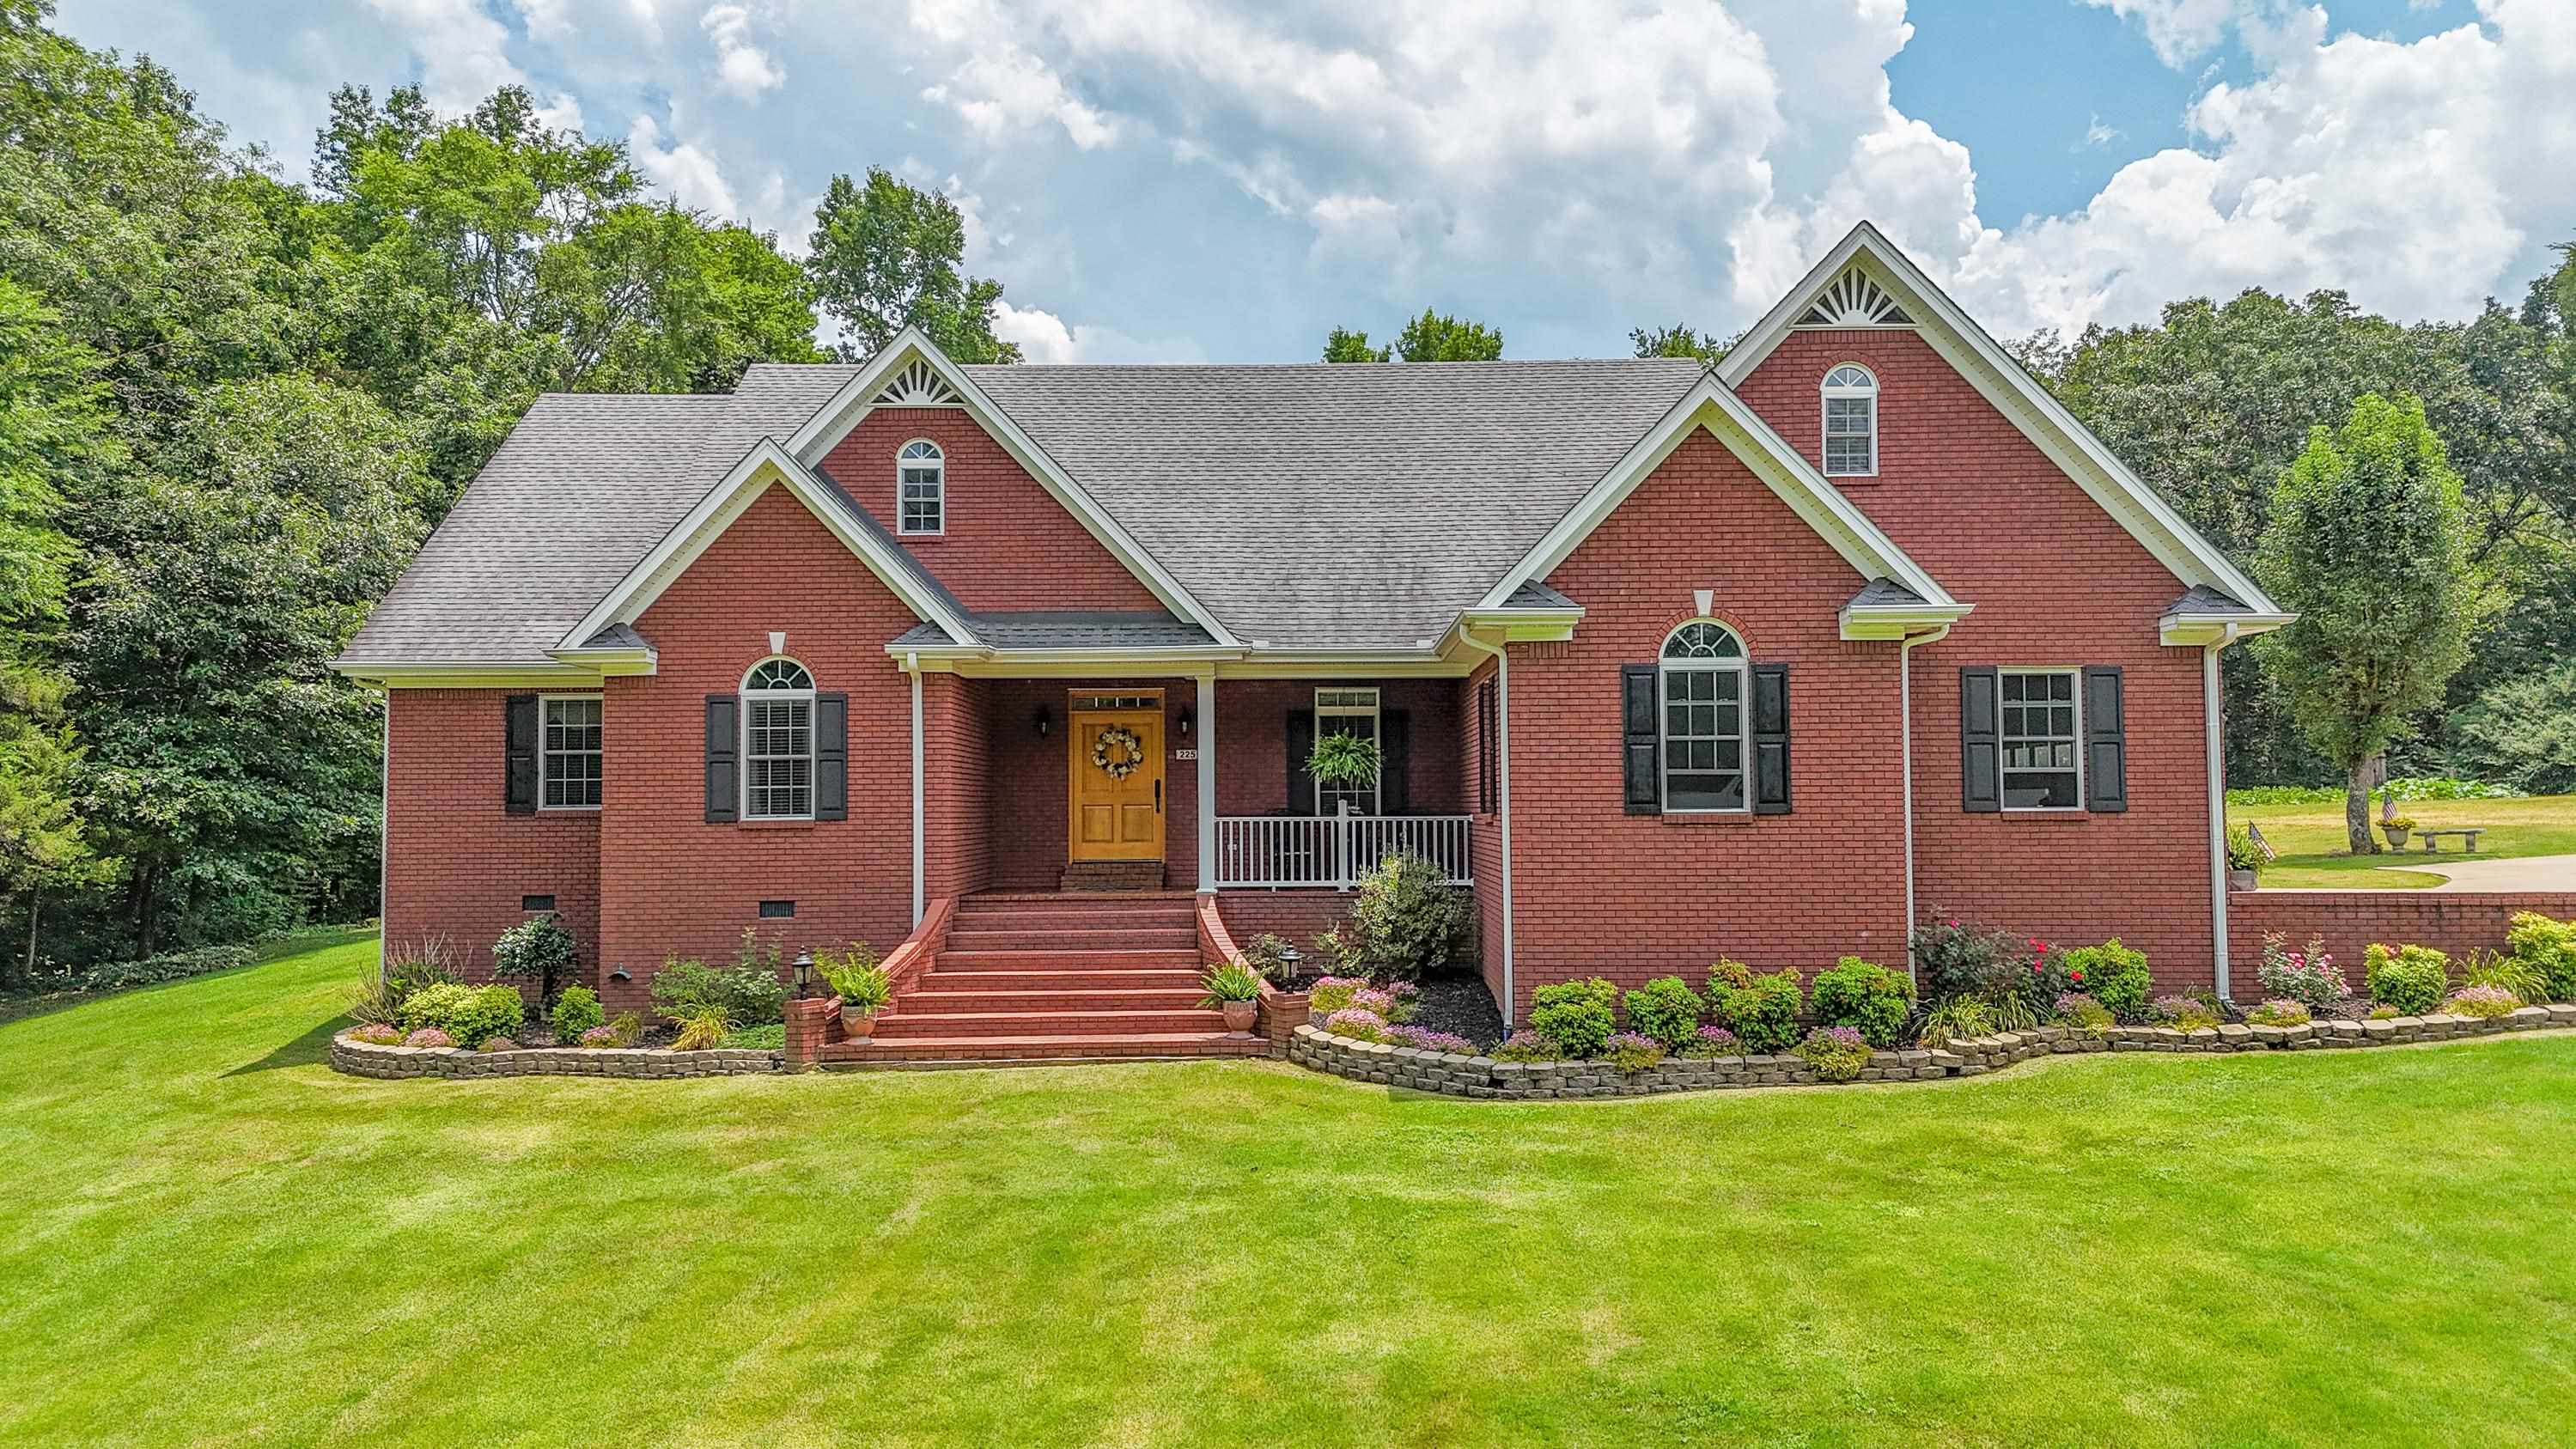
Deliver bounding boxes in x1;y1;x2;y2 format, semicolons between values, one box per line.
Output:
6;937;2576;1446
2232;793;2576;888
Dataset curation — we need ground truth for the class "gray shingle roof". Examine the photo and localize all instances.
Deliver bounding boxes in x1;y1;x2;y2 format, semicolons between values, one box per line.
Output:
891;610;1216;651
338;357;1710;667
1501;580;1581;611
1845;577;1932;611
2162;584;2257;617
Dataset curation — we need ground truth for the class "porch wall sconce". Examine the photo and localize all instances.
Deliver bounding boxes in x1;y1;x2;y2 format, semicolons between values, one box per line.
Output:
1033;703;1051;738
1177;706;1194;739
791;950;814;1001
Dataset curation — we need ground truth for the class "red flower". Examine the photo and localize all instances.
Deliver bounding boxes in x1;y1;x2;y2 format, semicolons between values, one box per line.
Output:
2070;968;2085;982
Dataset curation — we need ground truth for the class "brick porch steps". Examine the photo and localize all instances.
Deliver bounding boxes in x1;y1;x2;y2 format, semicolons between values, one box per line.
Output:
916;968;1205;992
944;925;1198;951
873;1006;1231;1038
818;1032;1269;1065
898;986;1207;1014
934;948;1203;971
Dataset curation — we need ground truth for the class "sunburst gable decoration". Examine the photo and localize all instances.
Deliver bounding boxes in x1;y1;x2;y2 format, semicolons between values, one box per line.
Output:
870;358;964;407
1793;267;1915;328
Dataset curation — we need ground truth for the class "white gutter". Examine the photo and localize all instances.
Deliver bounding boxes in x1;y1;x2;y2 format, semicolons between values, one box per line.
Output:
2205;624;2238;1001
907;652;925;928
1897;624;1952;983
1454;628;1513;1028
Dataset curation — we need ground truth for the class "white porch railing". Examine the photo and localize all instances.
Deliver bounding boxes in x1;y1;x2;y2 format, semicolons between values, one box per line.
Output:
1211;812;1474;890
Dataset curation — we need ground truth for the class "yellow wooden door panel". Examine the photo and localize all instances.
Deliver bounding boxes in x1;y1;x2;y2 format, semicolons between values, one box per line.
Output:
1067;709;1165;862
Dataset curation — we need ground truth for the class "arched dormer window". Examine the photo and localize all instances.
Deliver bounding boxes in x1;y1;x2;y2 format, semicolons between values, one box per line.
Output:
742;658;816;819
1659;621;1748;813
1821;364;1878;478
898;439;944;535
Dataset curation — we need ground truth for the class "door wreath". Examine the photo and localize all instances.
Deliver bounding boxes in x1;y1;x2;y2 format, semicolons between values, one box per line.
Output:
1091;724;1146;780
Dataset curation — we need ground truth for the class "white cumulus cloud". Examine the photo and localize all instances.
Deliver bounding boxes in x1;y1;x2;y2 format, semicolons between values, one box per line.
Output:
702;3;784;98
630;112;741;217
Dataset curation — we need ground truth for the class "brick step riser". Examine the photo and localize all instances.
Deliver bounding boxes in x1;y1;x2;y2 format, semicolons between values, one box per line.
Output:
872;1010;1232;1039
935;949;1205;971
819;1038;1269;1064
916;970;1205;993
947;910;1197;931
900;989;1208;1014
944;933;1198;954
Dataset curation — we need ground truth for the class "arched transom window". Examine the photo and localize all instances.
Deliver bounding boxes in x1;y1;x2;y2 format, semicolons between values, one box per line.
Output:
1821;363;1878;478
742;658;816;819
898;439;944;535
1660;621;1748;813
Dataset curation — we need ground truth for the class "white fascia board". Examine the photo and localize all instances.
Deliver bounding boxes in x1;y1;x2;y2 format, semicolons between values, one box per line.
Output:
1477;378;1955;614
332;661;604;688
545;646;657;676
785;329;1242;648
557;437;979;652
1721;222;2281;617
2160;612;2293;647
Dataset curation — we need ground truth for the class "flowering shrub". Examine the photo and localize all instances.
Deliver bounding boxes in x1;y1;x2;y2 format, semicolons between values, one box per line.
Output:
1810;957;1914;1047
1306;977;1368;1014
2257;933;2352;1014
1529;977;1619;1057
1705;959;1804;1053
577;1024;624;1047
1793;1026;1872;1081
2443;985;2518;1019
2056;939;2151;1020
1349;983;1421;1024
1323;1008;1390;1043
2365;943;2450;1015
1622;976;1705;1049
1678;1025;1740;1058
2244;998;2311;1027
1602;1032;1666;1073
2148;995;2222;1031
402;1027;454;1049
2052;991;2113;1032
1490;1030;1561;1062
347;1022;401;1045
1385;1025;1476;1054
1910;915;2055;1028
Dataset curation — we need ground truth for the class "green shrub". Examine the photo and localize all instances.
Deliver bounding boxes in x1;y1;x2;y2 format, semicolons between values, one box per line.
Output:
2365;943;2449;1015
2148;995;2223;1031
346;1021;401;1045
397;982;525;1047
1793;1026;1872;1082
2506;911;2576;1002
1603;1032;1666;1073
548;986;604;1041
723;1023;787;1050
1528;977;1618;1058
2458;947;2545;1005
1240;933;1297;979
491;915;579;1004
1706;959;1803;1054
2059;938;2152;1021
1809;957;1913;1047
2244;998;2311;1027
1490;1030;1561;1062
1332;850;1472;981
594;1012;642;1048
1910;915;2055;1025
650;958;786;1026
1621;976;1703;1049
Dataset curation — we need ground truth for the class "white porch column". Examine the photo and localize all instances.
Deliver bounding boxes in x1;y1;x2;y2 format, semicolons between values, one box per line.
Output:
1197;671;1217;892
2205;635;2232;1001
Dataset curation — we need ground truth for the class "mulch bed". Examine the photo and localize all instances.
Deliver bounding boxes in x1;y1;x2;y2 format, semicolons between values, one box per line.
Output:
1405;973;1505;1048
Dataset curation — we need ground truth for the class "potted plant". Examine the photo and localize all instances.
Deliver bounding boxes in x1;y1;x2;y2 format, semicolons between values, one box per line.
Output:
2381;815;2417;849
1200;963;1264;1035
819;943;890;1040
2225;824;2262;892
1306;731;1383;813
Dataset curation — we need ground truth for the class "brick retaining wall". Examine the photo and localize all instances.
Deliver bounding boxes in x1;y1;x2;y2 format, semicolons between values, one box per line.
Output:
2230;892;2576;988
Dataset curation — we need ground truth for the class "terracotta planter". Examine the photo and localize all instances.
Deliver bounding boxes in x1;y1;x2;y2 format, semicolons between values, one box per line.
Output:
841;1006;879;1041
2226;868;2258;892
1221;1000;1258;1035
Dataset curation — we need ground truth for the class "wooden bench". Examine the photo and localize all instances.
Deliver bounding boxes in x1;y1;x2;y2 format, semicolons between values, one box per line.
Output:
2417;828;2484;853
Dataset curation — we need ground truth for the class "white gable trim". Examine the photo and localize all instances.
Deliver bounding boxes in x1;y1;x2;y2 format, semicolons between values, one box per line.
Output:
1477;376;1961;638
1720;222;2282;615
557;437;979;652
783;329;1241;648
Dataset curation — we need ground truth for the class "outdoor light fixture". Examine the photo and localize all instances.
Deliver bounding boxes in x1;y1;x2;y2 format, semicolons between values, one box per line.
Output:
792;950;814;1000
1177;706;1193;738
1034;703;1051;737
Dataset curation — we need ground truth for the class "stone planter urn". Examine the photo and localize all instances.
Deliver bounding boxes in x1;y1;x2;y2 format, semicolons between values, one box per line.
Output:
2226;868;2258;892
2382;825;2411;849
841;1005;879;1042
1221;1000;1258;1035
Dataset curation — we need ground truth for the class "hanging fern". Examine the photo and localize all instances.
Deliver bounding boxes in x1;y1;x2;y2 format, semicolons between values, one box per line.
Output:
1307;731;1383;790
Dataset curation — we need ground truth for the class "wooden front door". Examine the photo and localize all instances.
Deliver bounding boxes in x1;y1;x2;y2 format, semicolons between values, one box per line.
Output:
1068;707;1165;862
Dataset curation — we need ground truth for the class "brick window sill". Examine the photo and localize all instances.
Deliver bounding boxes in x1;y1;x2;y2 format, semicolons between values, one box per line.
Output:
1654;813;1759;825
736;819;820;831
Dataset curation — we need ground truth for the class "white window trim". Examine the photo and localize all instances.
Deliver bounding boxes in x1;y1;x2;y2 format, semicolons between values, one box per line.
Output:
1314;686;1381;815
1659;621;1751;816
536;693;603;812
740;657;817;822
1821;362;1879;478
1998;666;2086;813
897;437;945;537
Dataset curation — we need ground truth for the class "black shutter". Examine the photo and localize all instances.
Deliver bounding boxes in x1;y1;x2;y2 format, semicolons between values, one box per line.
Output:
814;691;850;821
1751;663;1791;815
504;694;538;815
1286;707;1315;815
1477;677;1500;814
1380;708;1410;814
2083;666;2128;813
704;694;739;823
1622;664;1659;816
1960;667;2001;813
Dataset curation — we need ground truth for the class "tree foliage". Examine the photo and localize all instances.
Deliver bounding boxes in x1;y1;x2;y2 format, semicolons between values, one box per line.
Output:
1321;326;1390;362
1322;310;1503;362
806;167;1020;362
1629;324;1733;363
2254;395;2478;853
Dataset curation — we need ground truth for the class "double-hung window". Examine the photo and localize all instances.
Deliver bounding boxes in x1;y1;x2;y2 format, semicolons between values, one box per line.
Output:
1659;621;1748;813
1314;687;1380;816
898;439;944;534
742;659;816;819
1822;363;1878;477
539;696;602;809
1999;669;2081;810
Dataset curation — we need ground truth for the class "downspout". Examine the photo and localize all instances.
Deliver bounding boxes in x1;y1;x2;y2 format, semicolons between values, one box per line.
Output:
1897;624;1951;984
1455;628;1513;1029
907;652;925;928
2205;624;2238;1002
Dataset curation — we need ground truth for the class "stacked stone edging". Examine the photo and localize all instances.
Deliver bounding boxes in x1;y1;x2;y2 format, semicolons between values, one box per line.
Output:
330;1032;783;1080
1288;1003;2576;1099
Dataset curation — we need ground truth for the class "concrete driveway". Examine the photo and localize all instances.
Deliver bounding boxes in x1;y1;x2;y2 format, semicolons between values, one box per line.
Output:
2380;852;2576;891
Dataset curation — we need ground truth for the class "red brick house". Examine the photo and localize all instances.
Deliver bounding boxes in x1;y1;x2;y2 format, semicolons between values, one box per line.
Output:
334;222;2297;1058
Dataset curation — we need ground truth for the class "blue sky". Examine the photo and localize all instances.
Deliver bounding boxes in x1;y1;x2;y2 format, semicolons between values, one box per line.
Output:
50;0;2576;363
